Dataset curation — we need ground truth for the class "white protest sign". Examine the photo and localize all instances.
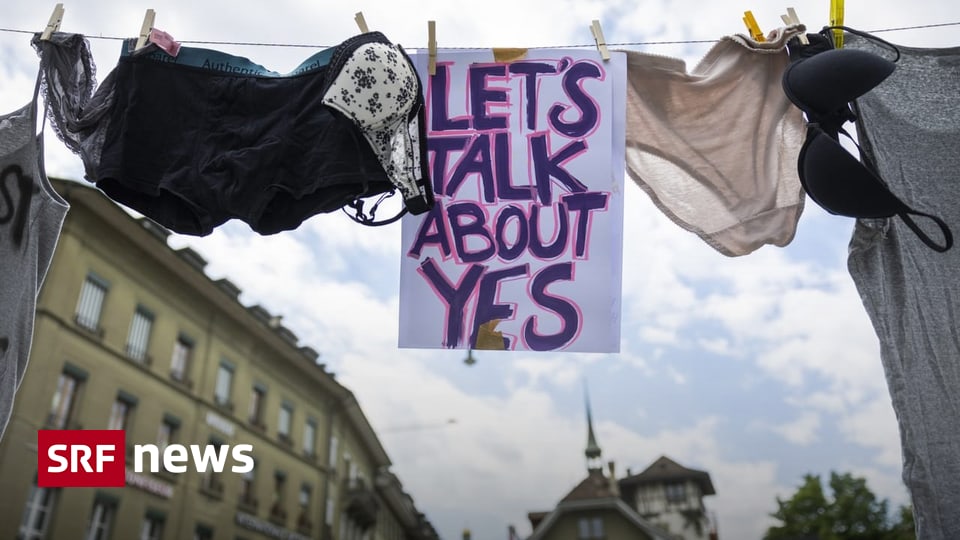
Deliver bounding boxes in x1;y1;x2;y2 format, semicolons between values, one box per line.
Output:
399;49;625;353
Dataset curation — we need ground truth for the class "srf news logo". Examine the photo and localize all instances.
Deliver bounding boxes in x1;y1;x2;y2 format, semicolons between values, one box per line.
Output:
38;430;253;488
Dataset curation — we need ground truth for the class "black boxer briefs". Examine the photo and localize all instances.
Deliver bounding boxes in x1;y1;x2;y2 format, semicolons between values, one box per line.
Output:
95;32;428;236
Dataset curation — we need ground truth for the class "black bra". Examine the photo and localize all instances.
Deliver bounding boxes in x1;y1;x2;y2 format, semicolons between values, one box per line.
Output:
782;28;953;252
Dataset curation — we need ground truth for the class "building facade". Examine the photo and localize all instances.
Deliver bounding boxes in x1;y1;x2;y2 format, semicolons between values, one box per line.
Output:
619;456;717;540
524;389;717;540
525;391;675;540
0;179;440;540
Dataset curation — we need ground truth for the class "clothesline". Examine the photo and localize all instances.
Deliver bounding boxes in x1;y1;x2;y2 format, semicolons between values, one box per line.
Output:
0;20;957;49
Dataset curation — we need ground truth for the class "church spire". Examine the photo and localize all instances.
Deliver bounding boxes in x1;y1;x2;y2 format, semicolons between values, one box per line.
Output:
584;379;602;471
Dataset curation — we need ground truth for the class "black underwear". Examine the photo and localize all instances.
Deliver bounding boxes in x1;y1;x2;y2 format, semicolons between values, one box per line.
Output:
96;32;423;236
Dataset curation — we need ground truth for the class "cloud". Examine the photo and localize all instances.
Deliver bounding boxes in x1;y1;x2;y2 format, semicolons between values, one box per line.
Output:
771;412;821;446
838;397;903;469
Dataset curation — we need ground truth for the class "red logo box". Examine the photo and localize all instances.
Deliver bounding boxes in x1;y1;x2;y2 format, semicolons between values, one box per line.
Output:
38;430;126;487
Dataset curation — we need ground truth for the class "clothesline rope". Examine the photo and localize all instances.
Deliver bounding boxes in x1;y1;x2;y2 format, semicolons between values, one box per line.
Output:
0;20;958;49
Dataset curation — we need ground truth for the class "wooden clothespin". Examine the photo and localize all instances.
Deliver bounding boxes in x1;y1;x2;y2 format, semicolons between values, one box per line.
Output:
590;20;610;62
742;11;765;42
427;21;438;76
830;0;845;48
135;9;156;51
355;12;369;33
40;3;65;41
780;7;809;45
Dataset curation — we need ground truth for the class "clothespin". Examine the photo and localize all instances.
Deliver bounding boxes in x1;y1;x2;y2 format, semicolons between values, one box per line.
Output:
40;3;64;41
355;12;369;33
780;7;809;45
135;9;156;51
742;11;765;42
427;21;438;76
830;0;845;48
590;20;610;62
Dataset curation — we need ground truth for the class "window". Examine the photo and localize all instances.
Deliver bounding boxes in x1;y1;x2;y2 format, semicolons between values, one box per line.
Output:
139;510;165;540
170;334;194;382
48;365;86;429
157;414;180;453
342;453;354;489
194;523;214;540
202;439;226;496
125;305;155;363
303;419;317;457
577;517;604;540
214;360;234;406
85;494;118;540
107;400;129;430
347;458;358;482
248;385;265;425
323;496;335;526
18;480;57;540
107;391;137;430
299;483;311;509
239;460;257;507
328;435;339;469
278;402;293;441
75;273;108;332
271;471;288;523
665;482;687;503
274;471;287;505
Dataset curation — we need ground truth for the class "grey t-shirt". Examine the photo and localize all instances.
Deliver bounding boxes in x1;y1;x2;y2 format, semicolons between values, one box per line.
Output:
846;33;960;539
0;96;69;441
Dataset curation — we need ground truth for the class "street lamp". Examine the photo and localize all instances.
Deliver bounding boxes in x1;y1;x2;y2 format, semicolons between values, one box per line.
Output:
464;348;476;366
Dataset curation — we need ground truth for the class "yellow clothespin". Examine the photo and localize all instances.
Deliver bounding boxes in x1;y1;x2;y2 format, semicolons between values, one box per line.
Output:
427;21;438;76
780;7;809;45
135;9;156;50
40;3;64;41
743;11;765;42
355;12;369;33
830;0;844;48
590;20;610;62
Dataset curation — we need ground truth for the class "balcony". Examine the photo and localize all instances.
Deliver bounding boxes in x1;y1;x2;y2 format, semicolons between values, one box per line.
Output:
344;477;379;529
199;475;224;500
73;314;104;338
238;492;259;513
125;346;153;367
248;416;266;432
269;502;288;526
213;397;235;413
169;371;194;389
297;512;313;535
44;415;81;430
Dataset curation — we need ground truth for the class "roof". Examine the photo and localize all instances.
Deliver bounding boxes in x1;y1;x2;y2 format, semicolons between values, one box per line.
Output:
619;456;716;496
527;511;549;531
527;498;674;540
561;468;618;502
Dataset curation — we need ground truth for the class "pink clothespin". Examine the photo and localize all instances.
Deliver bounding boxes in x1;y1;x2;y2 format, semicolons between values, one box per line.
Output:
149;28;181;57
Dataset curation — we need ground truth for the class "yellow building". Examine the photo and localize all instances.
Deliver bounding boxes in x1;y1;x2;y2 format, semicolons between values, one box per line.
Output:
0;178;440;540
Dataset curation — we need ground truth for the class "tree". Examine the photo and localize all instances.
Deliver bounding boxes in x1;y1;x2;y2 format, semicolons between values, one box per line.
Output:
825;472;889;539
885;505;916;540
764;471;916;540
766;474;832;540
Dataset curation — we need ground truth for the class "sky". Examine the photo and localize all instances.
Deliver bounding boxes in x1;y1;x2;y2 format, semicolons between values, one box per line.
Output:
2;1;959;539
